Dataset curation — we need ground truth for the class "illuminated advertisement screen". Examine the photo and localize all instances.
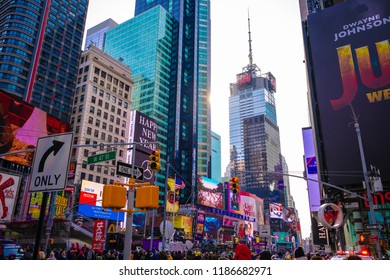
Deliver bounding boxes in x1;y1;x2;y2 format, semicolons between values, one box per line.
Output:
307;1;390;185
77;180;125;221
228;181;241;214
204;215;222;236
128;110;158;184
0;172;21;222
302;127;321;212
0;90;69;166
240;191;264;232
197;176;223;209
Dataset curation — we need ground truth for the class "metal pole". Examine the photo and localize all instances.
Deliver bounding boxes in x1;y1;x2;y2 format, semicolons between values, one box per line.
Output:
353;119;382;259
33;191;49;259
123;144;136;260
162;162;170;250
150;209;155;251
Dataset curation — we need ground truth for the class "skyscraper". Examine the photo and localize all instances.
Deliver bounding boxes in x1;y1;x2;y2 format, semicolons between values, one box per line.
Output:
135;0;212;195
84;18;118;51
71;44;133;185
104;5;173;193
229;17;282;203
0;0;89;122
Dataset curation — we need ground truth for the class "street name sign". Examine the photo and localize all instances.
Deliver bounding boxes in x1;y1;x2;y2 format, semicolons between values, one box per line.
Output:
29;133;73;193
365;223;384;230
116;161;144;180
87;150;116;164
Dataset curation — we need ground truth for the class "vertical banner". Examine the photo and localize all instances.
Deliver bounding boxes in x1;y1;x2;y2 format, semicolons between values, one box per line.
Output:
195;212;205;240
302;127;321;212
0;172;21;222
166;178;180;213
92;219;106;251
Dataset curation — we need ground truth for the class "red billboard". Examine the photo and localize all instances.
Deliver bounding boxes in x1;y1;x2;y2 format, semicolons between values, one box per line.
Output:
307;1;390;186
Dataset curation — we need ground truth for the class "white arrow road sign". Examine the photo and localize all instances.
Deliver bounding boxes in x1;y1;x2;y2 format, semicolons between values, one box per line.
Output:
29;132;73;193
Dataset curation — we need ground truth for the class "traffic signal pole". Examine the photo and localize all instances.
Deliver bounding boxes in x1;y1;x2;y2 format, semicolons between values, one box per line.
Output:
122;143;136;260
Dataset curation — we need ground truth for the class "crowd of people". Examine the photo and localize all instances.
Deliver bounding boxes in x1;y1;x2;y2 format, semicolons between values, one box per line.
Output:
9;242;368;260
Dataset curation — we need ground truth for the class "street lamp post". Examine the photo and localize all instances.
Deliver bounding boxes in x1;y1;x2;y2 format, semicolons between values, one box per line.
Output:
350;105;382;259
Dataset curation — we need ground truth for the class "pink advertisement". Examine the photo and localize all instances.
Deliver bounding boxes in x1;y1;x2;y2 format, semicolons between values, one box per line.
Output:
240;191;264;230
0;172;21;222
197;176;223;209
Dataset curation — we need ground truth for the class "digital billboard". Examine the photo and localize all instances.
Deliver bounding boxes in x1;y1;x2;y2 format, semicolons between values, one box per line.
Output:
240;191;264;232
128;110;158;184
77;180;125;221
0;172;21;222
307;1;390;185
197;176;223;209
302;127;321;212
0;90;68;166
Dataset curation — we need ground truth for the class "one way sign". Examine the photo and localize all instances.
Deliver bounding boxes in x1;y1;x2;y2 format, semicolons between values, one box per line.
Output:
116;161;144;180
29;133;73;193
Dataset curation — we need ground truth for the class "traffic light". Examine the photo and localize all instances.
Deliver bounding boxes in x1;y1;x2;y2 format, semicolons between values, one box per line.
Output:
102;184;127;209
230;176;240;194
149;149;161;172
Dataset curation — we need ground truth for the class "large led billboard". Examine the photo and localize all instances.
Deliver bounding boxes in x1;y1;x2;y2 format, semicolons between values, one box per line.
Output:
0;90;68;166
128;110;158;184
302;127;321;212
307;1;390;185
197;176;223;209
78;180;125;221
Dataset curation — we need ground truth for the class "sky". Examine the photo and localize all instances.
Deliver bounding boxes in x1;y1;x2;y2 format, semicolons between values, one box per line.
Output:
84;0;311;238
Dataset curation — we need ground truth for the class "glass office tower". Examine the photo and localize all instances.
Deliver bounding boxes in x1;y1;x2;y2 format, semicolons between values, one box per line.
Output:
229;69;282;202
104;5;173;192
135;0;212;198
0;0;88;122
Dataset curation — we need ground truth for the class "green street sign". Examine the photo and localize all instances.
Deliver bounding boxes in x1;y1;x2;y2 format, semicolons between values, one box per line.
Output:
87;150;116;164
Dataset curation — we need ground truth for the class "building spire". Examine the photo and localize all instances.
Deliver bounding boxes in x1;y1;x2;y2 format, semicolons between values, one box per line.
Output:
243;8;260;75
248;9;253;70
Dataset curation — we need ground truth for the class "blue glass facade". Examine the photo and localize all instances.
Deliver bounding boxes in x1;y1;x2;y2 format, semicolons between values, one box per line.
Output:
135;0;212;198
104;5;173;192
0;0;88;122
229;72;283;202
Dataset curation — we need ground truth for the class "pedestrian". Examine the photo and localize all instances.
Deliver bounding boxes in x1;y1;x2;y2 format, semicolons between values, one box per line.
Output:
47;251;56;260
258;250;272;260
233;243;252;260
310;254;323;260
294;247;306;260
344;254;362;260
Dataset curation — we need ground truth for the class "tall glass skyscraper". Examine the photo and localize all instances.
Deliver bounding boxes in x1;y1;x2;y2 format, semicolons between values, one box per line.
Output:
0;0;88;122
104;5;173;192
135;0;211;197
229;18;283;203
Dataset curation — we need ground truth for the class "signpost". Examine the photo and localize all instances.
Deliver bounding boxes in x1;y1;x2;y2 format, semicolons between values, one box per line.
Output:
365;223;384;231
116;161;144;180
29;132;73;193
87;150;116;165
